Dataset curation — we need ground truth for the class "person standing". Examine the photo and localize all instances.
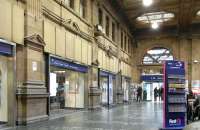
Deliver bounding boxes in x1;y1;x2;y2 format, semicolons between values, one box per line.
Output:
158;87;162;101
161;87;164;101
137;86;142;102
154;87;158;101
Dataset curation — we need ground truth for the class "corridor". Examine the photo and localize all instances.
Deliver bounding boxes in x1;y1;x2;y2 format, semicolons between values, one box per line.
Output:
7;102;163;130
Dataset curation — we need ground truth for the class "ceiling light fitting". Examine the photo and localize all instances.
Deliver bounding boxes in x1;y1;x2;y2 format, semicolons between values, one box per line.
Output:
143;0;153;7
151;22;159;29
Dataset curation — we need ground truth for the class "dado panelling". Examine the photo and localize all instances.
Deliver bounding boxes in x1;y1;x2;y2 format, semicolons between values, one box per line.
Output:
44;20;92;65
0;0;24;44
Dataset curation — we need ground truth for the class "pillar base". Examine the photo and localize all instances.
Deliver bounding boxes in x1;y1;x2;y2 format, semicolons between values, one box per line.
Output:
88;87;102;109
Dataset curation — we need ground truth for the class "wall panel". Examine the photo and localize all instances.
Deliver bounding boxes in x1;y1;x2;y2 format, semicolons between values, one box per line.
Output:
66;31;75;59
56;27;65;57
87;44;92;65
98;49;103;68
74;36;82;62
0;0;12;40
102;51;106;69
44;20;56;54
81;39;88;64
12;5;24;44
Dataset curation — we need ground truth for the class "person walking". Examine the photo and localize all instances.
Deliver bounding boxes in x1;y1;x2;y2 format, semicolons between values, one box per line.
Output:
137;86;142;102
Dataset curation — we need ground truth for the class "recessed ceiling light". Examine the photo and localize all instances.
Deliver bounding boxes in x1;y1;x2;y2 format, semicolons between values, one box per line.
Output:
143;0;153;7
151;22;159;29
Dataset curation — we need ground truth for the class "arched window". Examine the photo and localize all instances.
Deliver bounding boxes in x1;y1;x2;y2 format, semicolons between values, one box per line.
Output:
142;47;173;64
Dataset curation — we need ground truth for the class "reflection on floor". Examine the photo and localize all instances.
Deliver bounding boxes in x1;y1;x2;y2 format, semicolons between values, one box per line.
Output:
7;102;163;130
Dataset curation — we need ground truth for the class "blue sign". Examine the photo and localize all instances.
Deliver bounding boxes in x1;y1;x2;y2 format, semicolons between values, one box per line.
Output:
141;75;163;82
0;41;13;56
50;57;88;73
100;70;116;77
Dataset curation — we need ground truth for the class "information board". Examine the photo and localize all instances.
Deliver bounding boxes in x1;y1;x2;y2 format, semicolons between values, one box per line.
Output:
162;61;186;130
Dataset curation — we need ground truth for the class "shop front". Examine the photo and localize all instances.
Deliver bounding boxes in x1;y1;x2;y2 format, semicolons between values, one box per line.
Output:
122;76;131;102
99;70;116;106
48;56;88;114
0;39;15;126
141;74;163;101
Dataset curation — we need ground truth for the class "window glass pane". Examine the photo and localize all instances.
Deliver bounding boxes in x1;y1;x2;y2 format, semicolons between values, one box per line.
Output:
98;9;103;26
112;22;115;41
80;0;86;18
143;48;173;64
137;11;174;24
63;0;74;8
106;16;109;37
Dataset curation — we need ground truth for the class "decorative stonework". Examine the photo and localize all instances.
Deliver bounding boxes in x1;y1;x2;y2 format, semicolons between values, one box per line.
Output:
24;34;45;52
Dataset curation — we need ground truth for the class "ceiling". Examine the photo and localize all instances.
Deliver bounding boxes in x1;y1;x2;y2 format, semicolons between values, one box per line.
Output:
115;0;200;37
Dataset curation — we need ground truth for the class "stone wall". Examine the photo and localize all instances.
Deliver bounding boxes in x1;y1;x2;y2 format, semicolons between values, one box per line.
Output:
132;35;200;90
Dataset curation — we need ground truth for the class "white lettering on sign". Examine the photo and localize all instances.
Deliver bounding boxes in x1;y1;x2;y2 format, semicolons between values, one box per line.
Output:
169;118;181;125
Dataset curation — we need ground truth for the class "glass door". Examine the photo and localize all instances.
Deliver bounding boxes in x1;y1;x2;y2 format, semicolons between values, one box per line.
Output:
65;71;76;108
75;72;84;108
50;67;66;113
109;76;113;104
122;78;129;102
100;76;108;105
65;71;85;109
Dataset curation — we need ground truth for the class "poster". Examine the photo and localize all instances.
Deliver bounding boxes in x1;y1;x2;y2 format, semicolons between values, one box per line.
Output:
192;80;200;94
50;73;57;96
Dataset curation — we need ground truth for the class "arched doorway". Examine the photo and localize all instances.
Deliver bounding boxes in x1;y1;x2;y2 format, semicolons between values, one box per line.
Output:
141;47;174;101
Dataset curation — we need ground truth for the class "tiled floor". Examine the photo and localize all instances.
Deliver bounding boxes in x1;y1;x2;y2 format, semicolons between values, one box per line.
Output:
5;102;163;130
184;121;200;130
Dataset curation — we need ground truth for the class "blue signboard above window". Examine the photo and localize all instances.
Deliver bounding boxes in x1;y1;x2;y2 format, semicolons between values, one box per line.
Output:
141;75;163;82
0;40;13;56
50;57;88;73
99;70;116;77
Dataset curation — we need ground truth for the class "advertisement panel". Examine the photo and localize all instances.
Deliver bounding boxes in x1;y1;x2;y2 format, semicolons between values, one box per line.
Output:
162;61;186;130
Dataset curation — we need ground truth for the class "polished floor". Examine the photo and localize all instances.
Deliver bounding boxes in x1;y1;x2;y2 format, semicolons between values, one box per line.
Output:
5;102;163;130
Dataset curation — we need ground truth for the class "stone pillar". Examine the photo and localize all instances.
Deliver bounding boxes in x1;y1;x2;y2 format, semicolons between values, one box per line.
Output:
74;0;80;14
85;0;92;22
191;37;200;91
88;65;101;109
116;70;123;104
178;37;192;90
16;34;48;125
16;0;48;125
88;30;101;109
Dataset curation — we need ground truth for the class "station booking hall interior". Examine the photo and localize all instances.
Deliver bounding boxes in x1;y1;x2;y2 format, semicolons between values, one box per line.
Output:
0;0;200;130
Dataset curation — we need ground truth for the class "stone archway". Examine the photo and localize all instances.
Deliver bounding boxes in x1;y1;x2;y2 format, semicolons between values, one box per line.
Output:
132;38;179;83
